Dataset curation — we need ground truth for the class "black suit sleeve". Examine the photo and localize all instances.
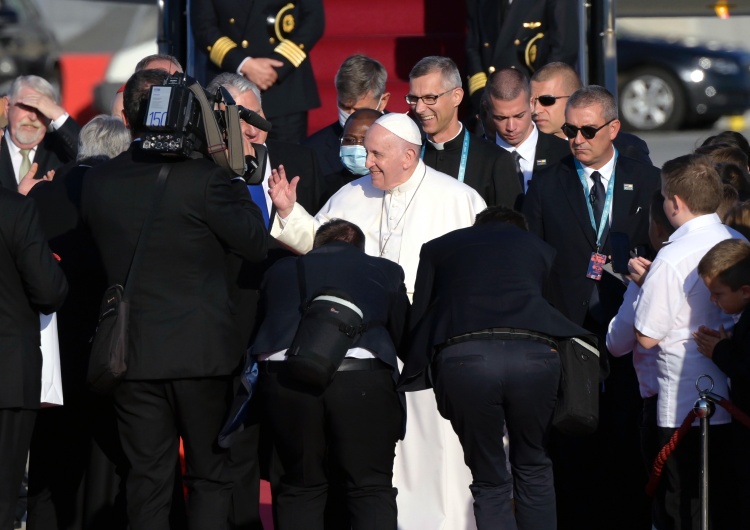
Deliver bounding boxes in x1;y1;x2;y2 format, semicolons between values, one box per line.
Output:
409;242;436;339
204;170;268;263
523;172;545;239
386;266;410;358
50;117;81;162
545;0;579;65
11;196;68;313
712;336;750;382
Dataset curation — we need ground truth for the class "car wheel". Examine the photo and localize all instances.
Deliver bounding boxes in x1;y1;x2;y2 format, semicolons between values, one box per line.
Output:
618;67;686;131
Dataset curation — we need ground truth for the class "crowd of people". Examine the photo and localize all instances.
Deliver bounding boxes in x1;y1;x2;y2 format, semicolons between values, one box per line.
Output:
2;12;750;530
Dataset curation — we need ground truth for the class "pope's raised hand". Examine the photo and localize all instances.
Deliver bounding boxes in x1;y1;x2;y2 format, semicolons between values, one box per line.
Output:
268;164;300;219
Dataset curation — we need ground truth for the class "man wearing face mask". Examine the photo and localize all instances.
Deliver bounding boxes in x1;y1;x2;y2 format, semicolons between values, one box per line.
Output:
334;108;381;187
303;55;390;176
408;56;519;208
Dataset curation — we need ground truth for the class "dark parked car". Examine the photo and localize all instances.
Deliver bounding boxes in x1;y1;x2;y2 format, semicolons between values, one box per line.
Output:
0;0;60;95
618;34;750;131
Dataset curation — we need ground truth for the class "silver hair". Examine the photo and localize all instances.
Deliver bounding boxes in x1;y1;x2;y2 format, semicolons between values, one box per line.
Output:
77;114;131;162
7;75;58;103
206;72;262;107
409;56;463;90
335;55;388;106
566;85;618;122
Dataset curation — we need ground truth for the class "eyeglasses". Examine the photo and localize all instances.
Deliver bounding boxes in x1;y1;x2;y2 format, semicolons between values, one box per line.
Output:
561;119;615;140
404;88;456;106
533;95;570;107
341;136;365;146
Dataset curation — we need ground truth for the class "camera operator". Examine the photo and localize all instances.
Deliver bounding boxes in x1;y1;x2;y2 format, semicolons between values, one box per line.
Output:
80;68;268;530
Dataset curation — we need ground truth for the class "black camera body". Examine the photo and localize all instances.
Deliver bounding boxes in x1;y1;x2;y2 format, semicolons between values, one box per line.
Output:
141;75;202;157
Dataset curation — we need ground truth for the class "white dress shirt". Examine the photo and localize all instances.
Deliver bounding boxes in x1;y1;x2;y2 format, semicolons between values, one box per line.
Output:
495;123;538;192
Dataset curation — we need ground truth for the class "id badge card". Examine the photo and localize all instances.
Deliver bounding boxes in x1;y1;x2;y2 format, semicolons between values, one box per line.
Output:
586;252;607;281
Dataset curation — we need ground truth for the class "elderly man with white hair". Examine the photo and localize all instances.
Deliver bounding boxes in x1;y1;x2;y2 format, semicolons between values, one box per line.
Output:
269;112;486;530
0;75;79;191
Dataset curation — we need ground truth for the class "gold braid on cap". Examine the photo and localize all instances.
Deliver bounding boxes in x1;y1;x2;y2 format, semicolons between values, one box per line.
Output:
209;36;238;67
274;40;306;67
468;72;488;96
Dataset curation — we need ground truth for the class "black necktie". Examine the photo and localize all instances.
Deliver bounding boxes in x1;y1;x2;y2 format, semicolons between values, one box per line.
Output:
589;171;606;228
512;150;524;191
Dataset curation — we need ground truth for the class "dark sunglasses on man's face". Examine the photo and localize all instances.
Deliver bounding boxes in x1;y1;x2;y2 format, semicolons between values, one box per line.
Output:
561;119;615;140
533;95;569;107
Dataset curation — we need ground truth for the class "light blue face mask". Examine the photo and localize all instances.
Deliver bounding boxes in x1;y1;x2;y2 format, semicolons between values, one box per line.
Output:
339;144;369;175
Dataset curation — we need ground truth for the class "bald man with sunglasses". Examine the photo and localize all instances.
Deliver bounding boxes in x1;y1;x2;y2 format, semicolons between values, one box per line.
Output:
530;62;652;164
522;85;660;530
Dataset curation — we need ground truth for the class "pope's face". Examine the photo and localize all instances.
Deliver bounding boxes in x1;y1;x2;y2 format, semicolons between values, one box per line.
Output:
364;124;410;190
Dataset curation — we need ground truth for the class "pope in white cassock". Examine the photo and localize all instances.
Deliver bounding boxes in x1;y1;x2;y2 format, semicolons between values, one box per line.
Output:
268;112;486;530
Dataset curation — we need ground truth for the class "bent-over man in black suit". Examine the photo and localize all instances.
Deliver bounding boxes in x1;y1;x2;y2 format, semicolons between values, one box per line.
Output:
400;206;590;530
523;85;660;530
254;219;409;530
408;56;520;208
0;189;67;530
80;69;268;530
0;75;79;192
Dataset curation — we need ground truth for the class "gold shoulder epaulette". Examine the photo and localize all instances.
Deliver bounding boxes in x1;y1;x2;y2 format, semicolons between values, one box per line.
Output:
209;36;238;67
468;72;488;96
274;40;307;67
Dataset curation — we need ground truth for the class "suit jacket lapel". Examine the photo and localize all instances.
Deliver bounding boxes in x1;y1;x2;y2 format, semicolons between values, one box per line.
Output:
0;137;17;191
561;160;597;247
611;157;636;234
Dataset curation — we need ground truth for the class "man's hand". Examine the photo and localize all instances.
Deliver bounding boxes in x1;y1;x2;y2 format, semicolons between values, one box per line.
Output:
17;163;54;195
240;58;284;90
268;164;299;219
18;93;65;121
628;256;652;287
693;325;728;359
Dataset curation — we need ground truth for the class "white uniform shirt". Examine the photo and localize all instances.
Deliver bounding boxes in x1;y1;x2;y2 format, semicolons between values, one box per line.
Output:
634;214;742;428
606;281;658;398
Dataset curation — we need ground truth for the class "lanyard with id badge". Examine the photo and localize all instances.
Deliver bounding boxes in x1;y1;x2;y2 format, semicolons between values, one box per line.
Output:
575;151;618;281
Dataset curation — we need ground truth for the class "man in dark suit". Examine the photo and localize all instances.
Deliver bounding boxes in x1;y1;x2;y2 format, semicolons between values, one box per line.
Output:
302;55;390;176
191;0;324;143
465;0;578;110
487;68;570;207
25;115;132;530
0;75;79;192
530;62;652;165
407;56;520;208
80;68;268;530
523;85;660;530
400;206;590;530
254;219;409;530
0;188;67;530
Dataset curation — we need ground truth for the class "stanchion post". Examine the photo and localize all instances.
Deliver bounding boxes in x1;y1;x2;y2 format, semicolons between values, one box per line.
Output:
694;375;716;530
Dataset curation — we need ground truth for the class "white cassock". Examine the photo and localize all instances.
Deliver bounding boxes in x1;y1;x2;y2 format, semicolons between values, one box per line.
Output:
271;160;486;530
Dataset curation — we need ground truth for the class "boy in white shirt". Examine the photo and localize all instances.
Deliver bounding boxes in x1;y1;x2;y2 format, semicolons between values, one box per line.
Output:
633;153;742;530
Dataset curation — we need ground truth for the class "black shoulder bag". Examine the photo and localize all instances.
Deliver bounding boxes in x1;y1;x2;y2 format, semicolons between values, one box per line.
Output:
88;165;171;395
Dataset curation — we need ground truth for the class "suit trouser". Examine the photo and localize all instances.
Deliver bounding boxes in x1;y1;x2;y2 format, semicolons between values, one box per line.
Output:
258;360;402;530
113;377;233;530
0;408;35;530
432;338;560;530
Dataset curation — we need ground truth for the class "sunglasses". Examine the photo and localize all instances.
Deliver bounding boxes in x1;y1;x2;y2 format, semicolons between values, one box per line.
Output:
561;119;615;140
533;95;569;107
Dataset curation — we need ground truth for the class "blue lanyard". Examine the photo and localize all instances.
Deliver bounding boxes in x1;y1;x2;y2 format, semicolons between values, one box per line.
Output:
420;127;471;183
574;150;618;250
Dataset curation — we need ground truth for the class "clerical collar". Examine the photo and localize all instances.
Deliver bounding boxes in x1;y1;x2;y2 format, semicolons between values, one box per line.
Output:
427;123;463;151
387;160;427;194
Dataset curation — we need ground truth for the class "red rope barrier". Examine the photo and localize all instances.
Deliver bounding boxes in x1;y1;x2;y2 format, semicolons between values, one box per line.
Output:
717;398;750;429
645;410;697;497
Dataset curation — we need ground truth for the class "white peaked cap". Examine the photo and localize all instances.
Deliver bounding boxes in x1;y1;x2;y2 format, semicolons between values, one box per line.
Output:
374;113;422;145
